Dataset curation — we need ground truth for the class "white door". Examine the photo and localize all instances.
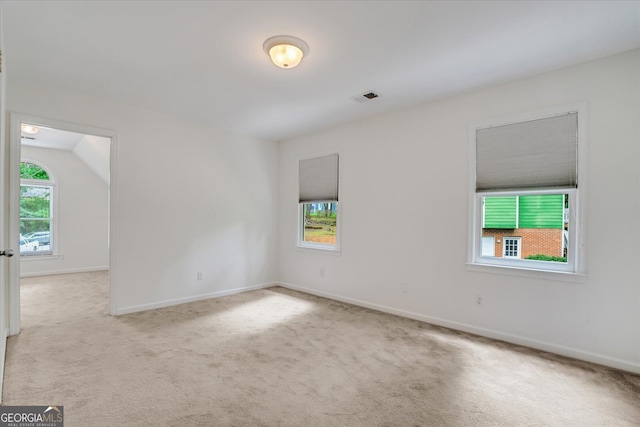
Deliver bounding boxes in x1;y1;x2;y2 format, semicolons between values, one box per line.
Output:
0;3;12;402
481;236;495;257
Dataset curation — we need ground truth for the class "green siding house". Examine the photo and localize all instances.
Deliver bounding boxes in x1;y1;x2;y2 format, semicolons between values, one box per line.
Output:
483;194;563;230
482;194;566;260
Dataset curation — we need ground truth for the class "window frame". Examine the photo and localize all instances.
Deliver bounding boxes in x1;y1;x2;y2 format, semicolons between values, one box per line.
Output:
297;201;340;252
467;104;587;280
296;152;341;253
474;189;578;273
19;160;58;258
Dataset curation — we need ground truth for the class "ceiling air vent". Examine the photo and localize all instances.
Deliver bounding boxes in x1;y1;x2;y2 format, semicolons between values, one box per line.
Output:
352;91;380;103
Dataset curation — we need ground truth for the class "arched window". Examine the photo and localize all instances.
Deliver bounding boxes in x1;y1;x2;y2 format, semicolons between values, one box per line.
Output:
20;161;54;256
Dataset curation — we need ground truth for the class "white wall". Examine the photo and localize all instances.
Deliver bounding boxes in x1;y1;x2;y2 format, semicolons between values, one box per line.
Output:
20;145;109;276
278;49;640;372
73;134;110;186
8;83;280;314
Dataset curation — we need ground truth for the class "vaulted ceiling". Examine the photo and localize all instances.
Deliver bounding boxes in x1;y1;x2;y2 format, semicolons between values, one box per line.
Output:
3;1;639;141
21;125;111;186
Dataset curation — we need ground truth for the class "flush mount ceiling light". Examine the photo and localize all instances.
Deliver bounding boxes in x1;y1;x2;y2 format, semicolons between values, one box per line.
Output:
263;35;309;69
21;124;39;135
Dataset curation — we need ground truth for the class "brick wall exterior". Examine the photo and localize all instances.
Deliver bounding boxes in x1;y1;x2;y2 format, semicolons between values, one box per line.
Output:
482;228;564;259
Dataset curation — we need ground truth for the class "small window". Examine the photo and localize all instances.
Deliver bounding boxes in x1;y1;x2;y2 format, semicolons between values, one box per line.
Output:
298;154;339;250
469;107;584;275
20;162;54;256
21;162;50;180
503;237;521;258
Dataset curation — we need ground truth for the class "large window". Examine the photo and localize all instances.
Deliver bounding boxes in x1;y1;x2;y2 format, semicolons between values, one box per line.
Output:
298;154;339;250
469;108;584;275
482;193;569;263
20;162;54;256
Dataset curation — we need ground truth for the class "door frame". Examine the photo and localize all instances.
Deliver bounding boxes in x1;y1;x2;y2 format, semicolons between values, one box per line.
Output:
0;0;8;404
8;113;119;335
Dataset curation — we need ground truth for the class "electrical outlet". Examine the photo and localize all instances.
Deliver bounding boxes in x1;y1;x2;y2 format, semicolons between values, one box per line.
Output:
197;272;203;280
401;282;408;294
320;267;325;278
476;295;483;306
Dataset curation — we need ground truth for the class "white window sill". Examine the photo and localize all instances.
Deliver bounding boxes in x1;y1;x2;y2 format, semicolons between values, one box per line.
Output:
297;243;341;255
20;254;61;261
466;262;587;283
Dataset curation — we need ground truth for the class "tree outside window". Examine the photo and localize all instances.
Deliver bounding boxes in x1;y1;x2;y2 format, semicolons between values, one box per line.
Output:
20;162;54;255
302;202;337;245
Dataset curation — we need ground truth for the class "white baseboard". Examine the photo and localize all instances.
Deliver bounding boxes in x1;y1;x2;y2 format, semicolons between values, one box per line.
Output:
277;281;640;375
115;282;277;316
20;266;109;278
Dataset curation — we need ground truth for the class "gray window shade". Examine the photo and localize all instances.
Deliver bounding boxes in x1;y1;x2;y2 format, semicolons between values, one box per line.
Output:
299;154;339;202
476;112;578;191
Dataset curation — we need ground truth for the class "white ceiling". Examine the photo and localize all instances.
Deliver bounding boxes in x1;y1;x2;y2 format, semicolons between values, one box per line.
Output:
21;126;85;151
3;1;640;141
20;124;111;186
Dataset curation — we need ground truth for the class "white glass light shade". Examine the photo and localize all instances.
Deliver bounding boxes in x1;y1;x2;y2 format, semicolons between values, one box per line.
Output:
268;44;303;68
21;124;39;134
263;35;309;69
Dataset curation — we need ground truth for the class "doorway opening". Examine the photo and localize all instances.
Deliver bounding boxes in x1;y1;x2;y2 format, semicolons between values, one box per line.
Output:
9;114;116;334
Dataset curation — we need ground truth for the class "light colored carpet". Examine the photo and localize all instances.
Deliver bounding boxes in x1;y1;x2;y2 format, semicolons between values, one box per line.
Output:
3;271;639;426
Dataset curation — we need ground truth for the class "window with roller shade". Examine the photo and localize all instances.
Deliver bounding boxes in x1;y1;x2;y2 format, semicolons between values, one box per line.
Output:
470;108;584;274
298;154;339;250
